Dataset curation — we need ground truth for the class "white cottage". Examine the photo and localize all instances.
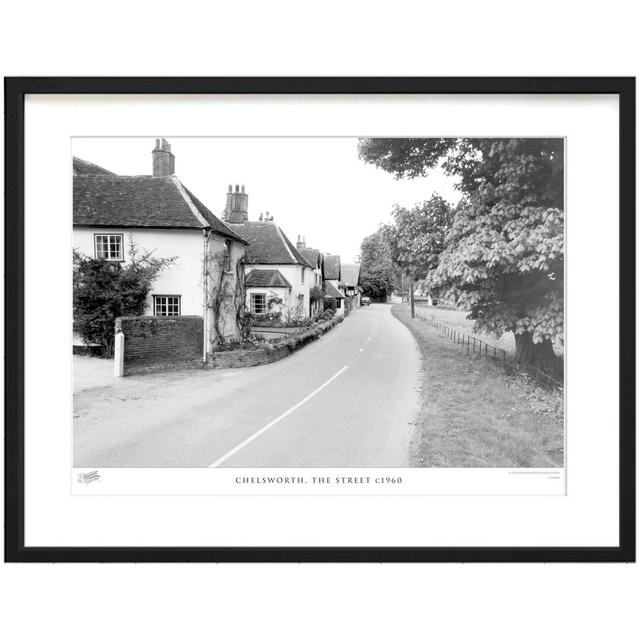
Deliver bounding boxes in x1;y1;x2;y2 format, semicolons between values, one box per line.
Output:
72;139;248;352
323;254;346;316
298;240;325;317
222;185;315;320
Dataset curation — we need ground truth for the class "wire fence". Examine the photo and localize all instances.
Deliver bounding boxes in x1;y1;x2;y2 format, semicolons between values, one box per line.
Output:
414;307;563;392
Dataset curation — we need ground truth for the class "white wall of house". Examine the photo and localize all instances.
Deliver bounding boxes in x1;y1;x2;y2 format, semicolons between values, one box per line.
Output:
73;227;245;347
245;264;314;319
74;228;205;315
326;278;345;316
246;286;291;316
206;235;245;342
309;267;323;316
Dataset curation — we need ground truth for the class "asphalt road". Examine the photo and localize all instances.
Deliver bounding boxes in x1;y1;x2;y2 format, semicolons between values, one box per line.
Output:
74;304;421;468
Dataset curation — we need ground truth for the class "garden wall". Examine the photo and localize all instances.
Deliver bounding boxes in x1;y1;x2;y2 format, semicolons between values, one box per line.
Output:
207;316;344;369
115;314;344;375
115;315;203;375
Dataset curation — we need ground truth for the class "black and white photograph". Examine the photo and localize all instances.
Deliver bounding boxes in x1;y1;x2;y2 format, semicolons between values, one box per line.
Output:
6;76;632;565
72;135;565;470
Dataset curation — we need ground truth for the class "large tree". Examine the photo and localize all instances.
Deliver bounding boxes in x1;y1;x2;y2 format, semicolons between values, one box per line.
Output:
359;138;564;375
358;229;395;301
383;195;454;280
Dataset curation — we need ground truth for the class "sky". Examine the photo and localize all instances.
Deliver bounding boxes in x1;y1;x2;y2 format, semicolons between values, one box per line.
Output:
72;137;461;263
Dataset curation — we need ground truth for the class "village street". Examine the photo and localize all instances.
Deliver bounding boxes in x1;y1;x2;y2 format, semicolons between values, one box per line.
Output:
74;304;421;468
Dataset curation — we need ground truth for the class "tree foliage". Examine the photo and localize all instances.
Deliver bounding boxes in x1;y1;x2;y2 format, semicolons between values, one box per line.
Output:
358;229;395;300
310;285;324;303
359;137;564;374
383;195;454;280
73;239;175;356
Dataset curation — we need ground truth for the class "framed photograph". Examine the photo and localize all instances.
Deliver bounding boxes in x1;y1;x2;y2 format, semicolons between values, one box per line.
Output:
4;77;635;562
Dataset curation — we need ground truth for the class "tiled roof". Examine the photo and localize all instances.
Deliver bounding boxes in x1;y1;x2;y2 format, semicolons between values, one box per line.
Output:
227;221;309;266
324;281;345;299
300;247;320;269
324;254;341;280
245;269;292;288
73;174;245;243
283;234;315;268
73;156;115;176
341;263;360;287
180;185;247;243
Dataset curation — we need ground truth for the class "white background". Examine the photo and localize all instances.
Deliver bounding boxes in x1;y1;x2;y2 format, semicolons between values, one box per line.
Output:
26;94;606;547
1;1;638;639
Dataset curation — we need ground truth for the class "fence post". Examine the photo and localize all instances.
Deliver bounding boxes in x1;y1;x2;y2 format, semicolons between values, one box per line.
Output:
114;331;125;377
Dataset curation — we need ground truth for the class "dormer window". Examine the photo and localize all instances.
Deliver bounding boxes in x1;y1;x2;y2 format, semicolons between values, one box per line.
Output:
94;234;123;261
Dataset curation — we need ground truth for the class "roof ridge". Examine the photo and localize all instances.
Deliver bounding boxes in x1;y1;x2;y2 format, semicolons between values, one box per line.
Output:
172;177;208;228
275;225;297;263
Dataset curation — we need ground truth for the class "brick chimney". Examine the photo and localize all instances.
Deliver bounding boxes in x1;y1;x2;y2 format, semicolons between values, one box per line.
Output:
296;235;306;250
152;138;175;176
224;184;248;223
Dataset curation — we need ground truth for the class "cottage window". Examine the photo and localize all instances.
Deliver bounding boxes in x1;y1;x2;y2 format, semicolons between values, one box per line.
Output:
336;298;342;309
94;234;123;261
224;239;232;272
301;267;305;284
153;295;181;316
250;293;267;314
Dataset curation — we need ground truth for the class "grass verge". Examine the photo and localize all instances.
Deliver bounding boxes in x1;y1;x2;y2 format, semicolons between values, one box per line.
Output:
392;304;564;467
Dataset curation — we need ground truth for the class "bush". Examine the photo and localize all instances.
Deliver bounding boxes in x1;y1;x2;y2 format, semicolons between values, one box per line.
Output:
246;311;283;327
324;298;337;312
211;334;267;352
314;309;335;323
73;245;175;357
310;285;324;303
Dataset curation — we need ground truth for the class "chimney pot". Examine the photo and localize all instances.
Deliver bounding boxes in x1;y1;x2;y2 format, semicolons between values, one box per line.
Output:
225;183;249;223
152;137;175;176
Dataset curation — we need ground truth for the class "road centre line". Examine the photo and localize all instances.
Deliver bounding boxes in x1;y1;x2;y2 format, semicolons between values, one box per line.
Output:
208;365;350;468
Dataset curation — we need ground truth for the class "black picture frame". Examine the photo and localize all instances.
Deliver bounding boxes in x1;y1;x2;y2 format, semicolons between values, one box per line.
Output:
4;77;635;563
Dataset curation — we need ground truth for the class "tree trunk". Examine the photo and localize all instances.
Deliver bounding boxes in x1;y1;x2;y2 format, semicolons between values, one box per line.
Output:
514;331;562;378
409;277;415;319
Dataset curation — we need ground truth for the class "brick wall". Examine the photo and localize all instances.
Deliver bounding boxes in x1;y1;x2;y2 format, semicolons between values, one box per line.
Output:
115;315;203;375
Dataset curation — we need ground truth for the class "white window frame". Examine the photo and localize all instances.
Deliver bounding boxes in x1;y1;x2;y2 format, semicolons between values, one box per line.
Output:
153;295;181;317
250;293;267;314
94;233;124;261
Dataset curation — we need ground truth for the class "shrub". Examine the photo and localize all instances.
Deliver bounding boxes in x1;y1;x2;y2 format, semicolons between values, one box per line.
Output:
211;334;267;352
310;285;324;303
73;243;175;357
324;298;337;312
314;309;335;323
246;311;284;327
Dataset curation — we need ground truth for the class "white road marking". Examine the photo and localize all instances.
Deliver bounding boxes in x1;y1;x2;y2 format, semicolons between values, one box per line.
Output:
208;365;349;468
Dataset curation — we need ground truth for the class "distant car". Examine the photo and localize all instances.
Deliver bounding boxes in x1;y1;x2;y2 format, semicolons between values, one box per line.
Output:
361;297;371;306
